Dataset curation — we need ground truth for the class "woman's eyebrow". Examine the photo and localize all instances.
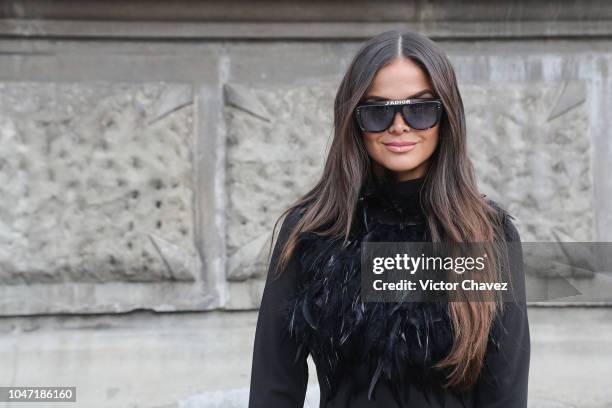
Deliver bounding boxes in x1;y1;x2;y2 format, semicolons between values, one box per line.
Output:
364;89;434;101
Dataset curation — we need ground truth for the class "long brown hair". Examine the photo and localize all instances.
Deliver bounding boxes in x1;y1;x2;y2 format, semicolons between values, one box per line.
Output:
267;30;509;391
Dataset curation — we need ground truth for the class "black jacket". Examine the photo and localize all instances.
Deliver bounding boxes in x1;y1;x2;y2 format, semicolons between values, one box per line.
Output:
249;176;530;407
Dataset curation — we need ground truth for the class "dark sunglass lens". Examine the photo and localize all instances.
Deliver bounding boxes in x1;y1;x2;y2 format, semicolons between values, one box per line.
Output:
360;105;394;132
402;102;440;130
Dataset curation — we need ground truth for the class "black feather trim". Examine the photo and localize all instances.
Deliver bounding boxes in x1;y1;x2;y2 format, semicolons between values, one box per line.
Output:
280;204;455;404
279;180;514;405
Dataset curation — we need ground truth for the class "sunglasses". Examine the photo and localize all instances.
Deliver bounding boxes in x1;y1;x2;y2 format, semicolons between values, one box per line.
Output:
355;98;443;133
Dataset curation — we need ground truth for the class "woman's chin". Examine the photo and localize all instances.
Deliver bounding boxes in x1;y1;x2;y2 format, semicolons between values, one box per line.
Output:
378;159;425;175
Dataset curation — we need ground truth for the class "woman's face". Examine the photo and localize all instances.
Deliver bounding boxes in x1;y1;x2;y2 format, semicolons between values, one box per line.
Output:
361;57;440;181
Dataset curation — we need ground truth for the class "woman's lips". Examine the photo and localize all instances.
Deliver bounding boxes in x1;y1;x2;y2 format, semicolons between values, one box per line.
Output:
383;141;417;153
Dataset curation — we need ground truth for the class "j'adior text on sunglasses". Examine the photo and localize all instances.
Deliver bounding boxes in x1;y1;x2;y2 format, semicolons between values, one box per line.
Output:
355;99;443;133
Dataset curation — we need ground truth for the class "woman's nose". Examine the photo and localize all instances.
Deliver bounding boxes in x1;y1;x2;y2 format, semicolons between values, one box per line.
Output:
388;112;410;133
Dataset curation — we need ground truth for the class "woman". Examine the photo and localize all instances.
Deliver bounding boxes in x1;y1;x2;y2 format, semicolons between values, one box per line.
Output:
248;30;530;408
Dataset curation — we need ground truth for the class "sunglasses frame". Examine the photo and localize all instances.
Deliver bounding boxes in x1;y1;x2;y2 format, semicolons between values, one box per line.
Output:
354;98;443;133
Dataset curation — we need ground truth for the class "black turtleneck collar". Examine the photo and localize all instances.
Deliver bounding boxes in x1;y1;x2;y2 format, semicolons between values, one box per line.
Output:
359;173;426;226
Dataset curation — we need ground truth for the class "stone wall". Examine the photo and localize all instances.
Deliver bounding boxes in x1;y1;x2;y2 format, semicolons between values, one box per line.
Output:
0;2;611;408
0;1;611;315
467;80;592;243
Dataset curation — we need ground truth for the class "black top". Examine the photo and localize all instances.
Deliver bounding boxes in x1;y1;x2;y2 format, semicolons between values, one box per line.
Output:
248;176;530;408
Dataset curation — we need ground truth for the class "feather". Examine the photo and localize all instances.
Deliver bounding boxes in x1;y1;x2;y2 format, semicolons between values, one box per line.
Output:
280;184;458;405
289;298;297;334
301;294;317;330
368;359;384;400
424;306;430;363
